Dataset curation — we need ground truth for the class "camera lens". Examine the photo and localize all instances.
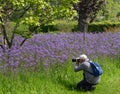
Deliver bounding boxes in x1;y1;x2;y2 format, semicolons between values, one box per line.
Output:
72;59;76;62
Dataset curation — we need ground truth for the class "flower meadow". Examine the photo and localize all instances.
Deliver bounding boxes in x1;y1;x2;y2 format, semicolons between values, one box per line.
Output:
0;32;120;72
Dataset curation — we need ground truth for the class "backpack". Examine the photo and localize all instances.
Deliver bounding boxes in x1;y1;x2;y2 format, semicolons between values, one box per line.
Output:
88;61;103;77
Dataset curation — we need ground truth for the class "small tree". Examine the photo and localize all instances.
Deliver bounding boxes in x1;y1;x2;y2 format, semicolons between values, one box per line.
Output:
0;0;54;50
73;0;106;32
0;0;78;50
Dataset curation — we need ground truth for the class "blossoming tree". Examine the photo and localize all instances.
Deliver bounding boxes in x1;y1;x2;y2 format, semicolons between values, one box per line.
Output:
0;0;78;50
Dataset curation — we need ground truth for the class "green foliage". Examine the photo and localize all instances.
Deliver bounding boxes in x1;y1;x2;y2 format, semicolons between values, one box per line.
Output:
72;21;120;32
38;20;77;33
37;24;58;33
9;20;120;33
0;0;79;47
55;20;77;32
96;0;120;21
0;0;54;47
47;0;78;19
89;21;120;32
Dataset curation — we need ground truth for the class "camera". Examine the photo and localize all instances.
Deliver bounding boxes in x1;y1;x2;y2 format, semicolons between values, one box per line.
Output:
72;58;79;62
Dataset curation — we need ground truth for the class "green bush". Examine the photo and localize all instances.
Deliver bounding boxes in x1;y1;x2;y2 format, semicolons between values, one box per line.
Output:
55;20;77;32
72;21;120;32
40;24;58;33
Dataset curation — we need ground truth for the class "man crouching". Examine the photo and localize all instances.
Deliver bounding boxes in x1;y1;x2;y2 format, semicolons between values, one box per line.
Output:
73;54;101;91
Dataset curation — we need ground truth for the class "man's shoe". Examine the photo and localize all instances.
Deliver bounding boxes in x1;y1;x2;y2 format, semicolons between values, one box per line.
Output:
88;86;96;91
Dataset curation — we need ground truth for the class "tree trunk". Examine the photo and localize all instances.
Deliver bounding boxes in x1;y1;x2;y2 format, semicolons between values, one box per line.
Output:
78;14;88;33
78;14;88;42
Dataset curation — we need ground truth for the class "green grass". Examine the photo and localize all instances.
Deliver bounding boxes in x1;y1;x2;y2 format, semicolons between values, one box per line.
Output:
0;57;120;94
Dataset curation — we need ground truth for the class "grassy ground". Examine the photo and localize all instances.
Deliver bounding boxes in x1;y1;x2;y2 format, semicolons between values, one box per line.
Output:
0;57;120;94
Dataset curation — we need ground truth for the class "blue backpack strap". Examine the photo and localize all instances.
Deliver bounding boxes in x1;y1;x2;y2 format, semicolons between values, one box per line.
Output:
88;61;103;76
84;61;94;75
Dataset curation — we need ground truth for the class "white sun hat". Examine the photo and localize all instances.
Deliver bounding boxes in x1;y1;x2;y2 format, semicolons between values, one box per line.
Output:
77;54;89;61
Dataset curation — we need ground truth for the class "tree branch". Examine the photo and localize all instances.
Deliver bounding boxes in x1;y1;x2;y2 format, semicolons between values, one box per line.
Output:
10;22;19;46
0;44;4;49
0;17;11;48
10;5;31;47
20;38;27;46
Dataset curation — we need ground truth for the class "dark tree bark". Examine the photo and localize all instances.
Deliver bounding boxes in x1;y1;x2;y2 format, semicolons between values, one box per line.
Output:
73;0;105;32
78;13;88;32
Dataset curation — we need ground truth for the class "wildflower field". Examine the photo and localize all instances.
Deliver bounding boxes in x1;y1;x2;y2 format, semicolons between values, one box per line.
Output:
0;32;120;94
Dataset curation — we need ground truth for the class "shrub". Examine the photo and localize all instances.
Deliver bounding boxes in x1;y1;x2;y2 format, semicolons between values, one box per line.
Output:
39;24;58;33
55;20;77;32
72;21;120;33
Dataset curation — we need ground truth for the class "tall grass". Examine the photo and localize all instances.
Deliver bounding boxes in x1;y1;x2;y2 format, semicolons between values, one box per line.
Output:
0;57;120;94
